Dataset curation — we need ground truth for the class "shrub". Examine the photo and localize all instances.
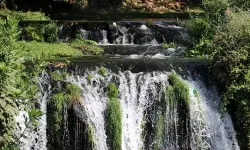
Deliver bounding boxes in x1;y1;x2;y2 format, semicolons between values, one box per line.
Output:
23;25;44;42
229;0;250;10
185;17;209;41
211;10;250;149
44;23;59;43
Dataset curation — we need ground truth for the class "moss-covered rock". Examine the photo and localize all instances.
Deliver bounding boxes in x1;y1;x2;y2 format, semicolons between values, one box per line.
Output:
168;73;190;104
105;83;122;150
98;67;107;76
152;114;164;150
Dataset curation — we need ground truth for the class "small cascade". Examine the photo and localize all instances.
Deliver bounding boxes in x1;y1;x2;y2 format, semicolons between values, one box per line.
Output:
188;78;240;150
15;71;50;150
99;30;109;44
80;28;89;39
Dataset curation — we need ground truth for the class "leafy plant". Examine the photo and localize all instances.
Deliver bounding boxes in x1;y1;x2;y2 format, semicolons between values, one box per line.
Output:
44;23;59;43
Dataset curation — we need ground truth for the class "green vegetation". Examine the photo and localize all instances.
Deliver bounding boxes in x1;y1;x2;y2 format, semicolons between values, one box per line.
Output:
48;82;82;133
0;9;49;20
88;124;96;149
22;22;59;43
161;42;177;49
69;39;104;55
0;9;102;147
152;114;164;150
98;67;107;76
168;73;190;104
49;92;66;133
165;85;175;107
21;41;83;59
186;0;250;148
43;23;59;43
105;83;122;150
87;74;93;81
66;83;82;106
0;16;46;146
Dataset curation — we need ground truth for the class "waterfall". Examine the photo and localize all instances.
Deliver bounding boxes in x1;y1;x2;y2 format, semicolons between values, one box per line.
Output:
64;67;239;150
16;20;240;150
100;30;109;44
15;71;50;150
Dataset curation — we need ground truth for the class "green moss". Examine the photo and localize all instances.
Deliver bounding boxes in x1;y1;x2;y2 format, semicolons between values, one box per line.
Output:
87;74;93;81
165;85;175;107
153;114;164;150
20;41;83;60
107;83;118;98
161;42;176;49
88;124;96;149
66;83;82;106
168;73;190;104
69;39;104;55
98;67;107;76
50;71;64;81
106;83;122;150
49;93;66;132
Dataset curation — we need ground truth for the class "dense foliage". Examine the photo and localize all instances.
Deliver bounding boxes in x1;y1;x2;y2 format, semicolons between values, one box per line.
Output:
0;16;44;148
186;0;250;148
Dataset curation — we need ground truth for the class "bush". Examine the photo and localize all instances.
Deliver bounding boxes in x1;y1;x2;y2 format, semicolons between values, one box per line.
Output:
185;17;209;41
229;0;250;10
211;10;250;149
23;25;44;42
23;22;59;43
44;23;59;43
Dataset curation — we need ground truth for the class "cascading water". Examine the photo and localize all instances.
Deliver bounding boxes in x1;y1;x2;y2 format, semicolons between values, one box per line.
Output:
15;71;50;150
63;66;239;150
17;20;240;150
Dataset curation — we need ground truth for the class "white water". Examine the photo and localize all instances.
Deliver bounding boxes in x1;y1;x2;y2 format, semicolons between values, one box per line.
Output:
100;30;109;44
15;71;49;150
65;68;239;150
188;78;239;150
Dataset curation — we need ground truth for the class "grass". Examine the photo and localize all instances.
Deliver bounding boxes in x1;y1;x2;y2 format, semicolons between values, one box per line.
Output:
19;41;83;60
0;9;49;20
161;42;177;49
106;83;122;150
168;73;190;104
69;39;104;55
